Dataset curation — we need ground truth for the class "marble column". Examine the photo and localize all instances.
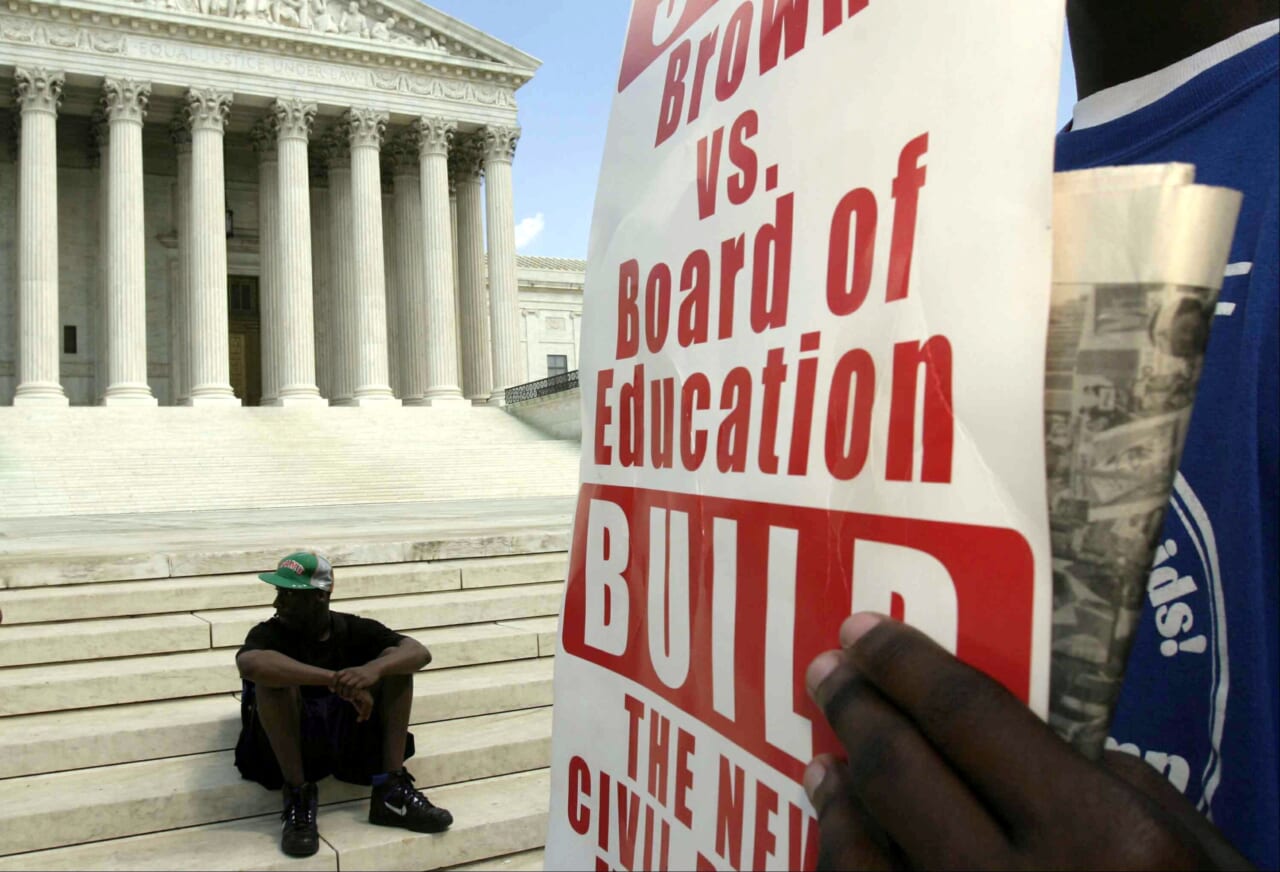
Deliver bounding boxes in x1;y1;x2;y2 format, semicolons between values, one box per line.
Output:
389;134;428;404
323;130;355;405
12;67;69;406
452;138;491;402
481;125;523;404
382;182;402;398
182;88;238;406
416;116;464;405
169;119;192;405
345;108;398;405
251;118;280;405
270;99;325;405
448;163;462;384
101;77;157;406
91;113;110;404
309;168;331;400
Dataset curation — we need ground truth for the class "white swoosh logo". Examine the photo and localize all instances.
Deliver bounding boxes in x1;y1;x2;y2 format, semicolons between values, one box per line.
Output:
384;802;408;817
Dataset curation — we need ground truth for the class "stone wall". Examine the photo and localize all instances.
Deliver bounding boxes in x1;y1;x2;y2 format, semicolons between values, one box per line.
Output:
506;387;582;441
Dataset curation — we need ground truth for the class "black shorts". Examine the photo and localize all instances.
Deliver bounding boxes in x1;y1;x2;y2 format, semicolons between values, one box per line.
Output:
234;680;416;790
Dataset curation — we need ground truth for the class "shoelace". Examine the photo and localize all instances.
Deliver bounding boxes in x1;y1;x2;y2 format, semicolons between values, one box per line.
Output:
283;789;318;828
391;771;435;811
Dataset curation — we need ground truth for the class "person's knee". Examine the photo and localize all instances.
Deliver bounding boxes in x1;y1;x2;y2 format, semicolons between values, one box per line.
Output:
375;672;413;709
256;684;302;712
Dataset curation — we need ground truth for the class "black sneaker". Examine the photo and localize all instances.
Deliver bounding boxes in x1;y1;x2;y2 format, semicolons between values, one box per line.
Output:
369;769;453;833
280;781;320;857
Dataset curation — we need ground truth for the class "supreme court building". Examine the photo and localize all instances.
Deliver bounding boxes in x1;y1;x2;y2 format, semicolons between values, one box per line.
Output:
0;0;585;409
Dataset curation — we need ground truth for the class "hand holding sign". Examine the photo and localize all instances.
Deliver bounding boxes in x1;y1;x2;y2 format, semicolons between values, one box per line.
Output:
802;614;1249;871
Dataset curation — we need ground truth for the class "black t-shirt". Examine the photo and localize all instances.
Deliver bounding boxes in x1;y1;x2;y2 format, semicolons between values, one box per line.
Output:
237;611;405;675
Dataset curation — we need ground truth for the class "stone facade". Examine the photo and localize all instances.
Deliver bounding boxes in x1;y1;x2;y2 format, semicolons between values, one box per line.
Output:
0;0;583;408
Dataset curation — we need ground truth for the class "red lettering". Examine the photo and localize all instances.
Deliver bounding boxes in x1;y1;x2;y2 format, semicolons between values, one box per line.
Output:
619;365;645;468
825;348;876;479
890;591;905;621
750;193;793;332
697;853;718;871
689;27;720;123
617;260;641;358
674;728;696;827
594;369;614;465
655;40;691;146
616;783;642;870
716;367;753;474
696;127;725;220
715;757;746;870
568;756;591;835
887;336;953;482
680;373;711;469
887;133;929;302
826;187;877;316
647;709;672;806
718;234;746;339
561;485;1040;782
787;332;820;475
824;0;868;34
651;378;676;469
788;804;819;870
758;348;787;474
678;249;711;345
642;805;657;871
760;0;809;73
624;694;645;780
752;782;779;870
644;262;673;352
726;111;758;205
715;2;753;102
598;771;613;852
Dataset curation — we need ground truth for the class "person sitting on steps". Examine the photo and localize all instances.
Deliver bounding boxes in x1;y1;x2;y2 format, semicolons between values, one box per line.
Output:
234;551;453;858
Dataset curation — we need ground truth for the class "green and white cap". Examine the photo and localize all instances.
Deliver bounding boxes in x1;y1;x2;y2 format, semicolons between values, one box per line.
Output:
258;552;334;592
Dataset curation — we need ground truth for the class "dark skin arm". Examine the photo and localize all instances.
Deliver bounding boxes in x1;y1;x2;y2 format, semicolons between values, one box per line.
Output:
236;638;428;716
331;636;431;700
804;613;1253;870
235;649;375;720
235;648;336;689
1067;0;1279;99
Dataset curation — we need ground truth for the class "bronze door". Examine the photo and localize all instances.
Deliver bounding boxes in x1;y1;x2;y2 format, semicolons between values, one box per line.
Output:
228;275;262;407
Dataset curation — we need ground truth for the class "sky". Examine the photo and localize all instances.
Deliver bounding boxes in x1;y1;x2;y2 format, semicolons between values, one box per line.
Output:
426;3;1079;259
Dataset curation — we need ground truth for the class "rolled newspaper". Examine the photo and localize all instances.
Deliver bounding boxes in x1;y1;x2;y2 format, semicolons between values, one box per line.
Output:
1046;165;1241;759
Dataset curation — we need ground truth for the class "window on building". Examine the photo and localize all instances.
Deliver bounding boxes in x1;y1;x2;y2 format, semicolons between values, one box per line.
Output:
547;354;568;377
228;277;259;316
63;325;77;355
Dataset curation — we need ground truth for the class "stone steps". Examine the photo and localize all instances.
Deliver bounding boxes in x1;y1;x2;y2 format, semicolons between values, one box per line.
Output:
0;614;558;717
0;707;552;858
447;848;545;871
0;505;569;869
0;581;562;669
0;768;551;871
0;613;211;668
0;406;580;518
0;650;555;773
201;582;564;648
0;553;565;625
0;529;570;590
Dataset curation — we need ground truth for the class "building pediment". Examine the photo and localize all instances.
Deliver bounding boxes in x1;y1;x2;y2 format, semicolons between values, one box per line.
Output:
3;0;539;86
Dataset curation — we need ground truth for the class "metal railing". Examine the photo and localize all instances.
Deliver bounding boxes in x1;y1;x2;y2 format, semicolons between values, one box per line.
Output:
504;370;580;405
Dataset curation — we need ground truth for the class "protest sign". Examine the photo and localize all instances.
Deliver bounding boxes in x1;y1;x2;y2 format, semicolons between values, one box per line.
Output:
547;2;1064;869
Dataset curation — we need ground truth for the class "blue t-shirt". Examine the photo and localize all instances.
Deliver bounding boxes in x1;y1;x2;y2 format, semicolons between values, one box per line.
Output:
1055;35;1279;868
